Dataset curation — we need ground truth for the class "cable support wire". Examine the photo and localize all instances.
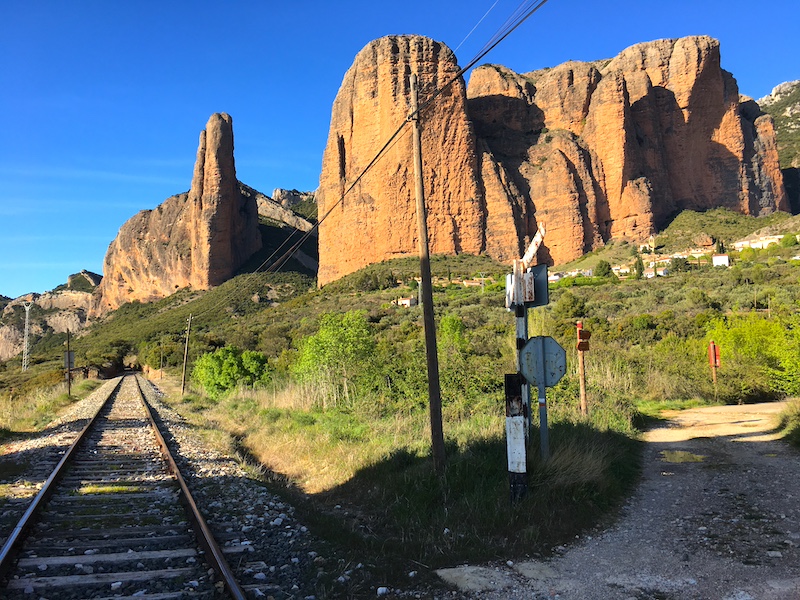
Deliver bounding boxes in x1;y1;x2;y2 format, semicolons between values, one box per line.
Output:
455;0;500;51
192;0;551;322
413;0;551;121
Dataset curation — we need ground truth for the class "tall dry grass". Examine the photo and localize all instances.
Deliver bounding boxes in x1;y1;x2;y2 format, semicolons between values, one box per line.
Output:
0;382;69;432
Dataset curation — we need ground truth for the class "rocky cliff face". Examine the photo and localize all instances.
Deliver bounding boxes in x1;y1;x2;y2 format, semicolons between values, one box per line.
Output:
316;35;485;285
758;80;800;212
92;113;262;314
316;35;788;278
0;288;94;362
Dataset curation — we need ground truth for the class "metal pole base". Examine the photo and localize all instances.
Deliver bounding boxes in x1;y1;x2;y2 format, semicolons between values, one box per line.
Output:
509;471;527;503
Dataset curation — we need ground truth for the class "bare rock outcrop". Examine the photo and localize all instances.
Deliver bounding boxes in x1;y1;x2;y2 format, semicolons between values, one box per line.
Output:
246;185;316;233
758;80;800;211
0;325;23;362
316;35;485;285
468;35;788;265
92;113;261;314
0;288;92;361
316;35;788;278
272;188;315;212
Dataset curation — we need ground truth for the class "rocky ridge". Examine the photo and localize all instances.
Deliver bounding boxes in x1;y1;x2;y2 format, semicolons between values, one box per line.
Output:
316;35;788;283
316;35;486;285
0;276;98;362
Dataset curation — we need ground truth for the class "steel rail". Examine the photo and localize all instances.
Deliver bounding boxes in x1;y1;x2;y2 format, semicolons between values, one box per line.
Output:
0;376;124;580
134;374;247;600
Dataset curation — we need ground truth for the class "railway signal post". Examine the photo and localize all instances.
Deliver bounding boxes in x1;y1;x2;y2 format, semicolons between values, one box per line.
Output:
505;224;559;499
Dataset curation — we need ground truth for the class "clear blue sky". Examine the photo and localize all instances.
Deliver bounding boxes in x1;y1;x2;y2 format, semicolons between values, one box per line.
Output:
1;0;797;299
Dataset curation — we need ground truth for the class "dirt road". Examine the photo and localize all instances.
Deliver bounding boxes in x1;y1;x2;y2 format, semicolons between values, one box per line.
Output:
438;401;800;599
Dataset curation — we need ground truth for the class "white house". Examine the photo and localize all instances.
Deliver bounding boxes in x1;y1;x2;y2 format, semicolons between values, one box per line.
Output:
712;254;730;267
732;235;783;251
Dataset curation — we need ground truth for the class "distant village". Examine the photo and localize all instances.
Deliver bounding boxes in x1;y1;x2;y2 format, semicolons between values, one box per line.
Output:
391;231;800;308
551;231;799;282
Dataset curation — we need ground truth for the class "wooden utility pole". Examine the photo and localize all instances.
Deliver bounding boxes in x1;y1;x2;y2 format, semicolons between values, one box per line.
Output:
410;73;446;474
66;329;71;397
181;314;192;396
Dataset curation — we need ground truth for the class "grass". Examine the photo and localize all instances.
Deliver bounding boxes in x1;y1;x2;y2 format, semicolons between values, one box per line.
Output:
0;377;102;437
778;398;800;448
76;483;147;494
653;208;791;253
158;374;641;574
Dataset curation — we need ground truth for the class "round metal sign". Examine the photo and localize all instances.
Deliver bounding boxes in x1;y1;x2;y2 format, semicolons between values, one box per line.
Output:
520;336;567;387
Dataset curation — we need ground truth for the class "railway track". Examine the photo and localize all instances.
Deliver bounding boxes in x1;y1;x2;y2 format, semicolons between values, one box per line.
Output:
0;374;246;599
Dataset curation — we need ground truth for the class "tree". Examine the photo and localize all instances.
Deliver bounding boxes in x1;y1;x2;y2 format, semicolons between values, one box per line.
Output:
595;260;613;278
633;254;645;280
780;234;798;248
292;310;375;406
739;247;757;262
670;257;690;272
192;346;271;398
553;290;587;320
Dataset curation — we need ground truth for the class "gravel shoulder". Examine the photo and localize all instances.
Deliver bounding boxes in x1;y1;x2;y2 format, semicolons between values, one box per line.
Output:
440;401;800;600
4;383;799;599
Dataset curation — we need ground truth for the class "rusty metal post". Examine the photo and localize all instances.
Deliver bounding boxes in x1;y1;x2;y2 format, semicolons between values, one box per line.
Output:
708;340;719;399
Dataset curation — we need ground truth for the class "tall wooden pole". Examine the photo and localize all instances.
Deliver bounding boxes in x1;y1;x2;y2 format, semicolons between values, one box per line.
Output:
181;314;192;396
410;73;446;474
577;322;587;416
66;329;71;397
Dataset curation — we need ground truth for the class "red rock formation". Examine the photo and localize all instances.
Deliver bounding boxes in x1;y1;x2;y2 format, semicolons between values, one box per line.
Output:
315;35;789;280
467;35;788;265
92;113;261;314
316;35;485;285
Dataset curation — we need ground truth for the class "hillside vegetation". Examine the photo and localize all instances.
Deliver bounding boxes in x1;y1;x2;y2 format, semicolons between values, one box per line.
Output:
4;209;800;576
761;81;800;169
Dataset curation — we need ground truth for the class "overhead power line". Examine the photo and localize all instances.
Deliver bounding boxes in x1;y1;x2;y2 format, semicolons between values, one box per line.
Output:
191;0;553;322
455;0;500;51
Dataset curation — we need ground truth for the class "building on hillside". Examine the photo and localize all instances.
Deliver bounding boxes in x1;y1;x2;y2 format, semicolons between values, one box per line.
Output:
462;279;484;288
643;266;669;278
394;296;418;308
612;265;631;278
712;254;730;267
732;235;783;251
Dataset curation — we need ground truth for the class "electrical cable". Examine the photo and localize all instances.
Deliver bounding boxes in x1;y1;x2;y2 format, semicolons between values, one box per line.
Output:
189;0;552;323
454;0;499;51
415;0;551;119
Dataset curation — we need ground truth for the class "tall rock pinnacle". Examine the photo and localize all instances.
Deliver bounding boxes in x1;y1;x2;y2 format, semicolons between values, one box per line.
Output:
316;35;485;286
188;113;260;288
92;113;261;315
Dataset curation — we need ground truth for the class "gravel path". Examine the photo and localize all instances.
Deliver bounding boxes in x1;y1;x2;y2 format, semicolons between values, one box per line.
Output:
439;401;800;600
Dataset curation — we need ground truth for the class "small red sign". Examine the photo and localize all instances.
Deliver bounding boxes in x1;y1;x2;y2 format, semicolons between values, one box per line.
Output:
708;341;721;368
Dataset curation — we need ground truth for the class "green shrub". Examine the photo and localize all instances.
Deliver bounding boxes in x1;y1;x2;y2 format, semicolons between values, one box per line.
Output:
191;346;271;398
292;310;376;407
